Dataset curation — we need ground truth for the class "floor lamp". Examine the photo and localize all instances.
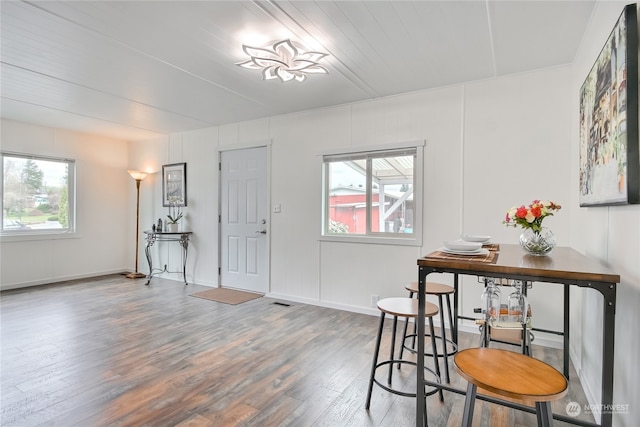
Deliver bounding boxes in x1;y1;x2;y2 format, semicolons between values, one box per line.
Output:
126;170;148;279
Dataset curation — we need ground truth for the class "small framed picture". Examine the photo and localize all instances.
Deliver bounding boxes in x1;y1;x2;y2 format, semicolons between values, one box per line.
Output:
162;162;187;207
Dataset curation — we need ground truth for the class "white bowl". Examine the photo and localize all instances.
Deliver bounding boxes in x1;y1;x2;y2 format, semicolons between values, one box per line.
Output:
443;241;482;251
461;234;491;243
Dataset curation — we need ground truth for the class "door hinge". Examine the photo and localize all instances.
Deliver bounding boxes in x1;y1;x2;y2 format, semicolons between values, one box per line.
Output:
218;267;221;275
219;214;221;223
219;162;221;171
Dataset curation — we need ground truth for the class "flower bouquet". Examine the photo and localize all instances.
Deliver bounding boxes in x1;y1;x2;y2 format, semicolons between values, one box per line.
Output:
503;200;561;255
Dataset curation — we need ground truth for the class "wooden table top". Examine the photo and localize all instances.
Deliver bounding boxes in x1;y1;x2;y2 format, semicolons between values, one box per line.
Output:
418;244;620;284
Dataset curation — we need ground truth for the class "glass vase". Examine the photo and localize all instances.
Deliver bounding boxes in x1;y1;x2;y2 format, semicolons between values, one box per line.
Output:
519;227;556;256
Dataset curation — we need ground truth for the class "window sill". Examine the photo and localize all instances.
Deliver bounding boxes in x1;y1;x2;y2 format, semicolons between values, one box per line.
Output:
319;234;422;246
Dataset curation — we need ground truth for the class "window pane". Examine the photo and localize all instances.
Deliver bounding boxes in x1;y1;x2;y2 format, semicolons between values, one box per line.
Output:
371;155;414;234
322;144;420;243
326;160;366;234
2;154;72;232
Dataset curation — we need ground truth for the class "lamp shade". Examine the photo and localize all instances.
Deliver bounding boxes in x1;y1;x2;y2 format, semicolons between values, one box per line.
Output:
128;170;148;181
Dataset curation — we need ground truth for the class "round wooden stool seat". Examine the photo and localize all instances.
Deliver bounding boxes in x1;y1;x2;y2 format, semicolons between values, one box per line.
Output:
377;297;439;318
455;348;567;402
454;348;567;427
406;281;454;295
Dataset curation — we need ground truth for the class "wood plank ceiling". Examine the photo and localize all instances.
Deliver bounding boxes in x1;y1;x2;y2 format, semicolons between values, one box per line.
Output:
1;1;596;141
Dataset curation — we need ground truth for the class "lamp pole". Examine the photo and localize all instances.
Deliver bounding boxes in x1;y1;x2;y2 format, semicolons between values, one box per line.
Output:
126;170;147;279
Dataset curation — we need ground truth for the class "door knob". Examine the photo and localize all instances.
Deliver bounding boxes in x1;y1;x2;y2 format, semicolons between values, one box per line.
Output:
256;230;267;234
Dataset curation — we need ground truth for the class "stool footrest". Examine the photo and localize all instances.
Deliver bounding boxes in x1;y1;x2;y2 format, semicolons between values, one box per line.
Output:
403;334;458;358
373;359;441;398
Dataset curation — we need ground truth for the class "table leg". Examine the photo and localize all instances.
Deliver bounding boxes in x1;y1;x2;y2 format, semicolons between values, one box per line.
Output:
180;234;189;285
144;236;154;285
563;284;570;379
453;274;459;346
416;267;426;427
600;282;617;427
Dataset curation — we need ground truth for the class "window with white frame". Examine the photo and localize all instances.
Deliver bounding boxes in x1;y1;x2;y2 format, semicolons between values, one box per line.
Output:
322;143;422;245
1;152;75;234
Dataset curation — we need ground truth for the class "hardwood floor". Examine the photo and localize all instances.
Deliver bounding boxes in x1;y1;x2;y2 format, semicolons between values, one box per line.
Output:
1;275;595;427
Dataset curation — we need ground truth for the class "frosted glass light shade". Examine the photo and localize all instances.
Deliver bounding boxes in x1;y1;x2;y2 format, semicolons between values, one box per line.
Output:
128;170;148;181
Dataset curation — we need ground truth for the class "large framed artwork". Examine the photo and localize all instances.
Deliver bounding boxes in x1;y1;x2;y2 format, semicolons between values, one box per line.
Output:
162;162;187;207
579;4;639;206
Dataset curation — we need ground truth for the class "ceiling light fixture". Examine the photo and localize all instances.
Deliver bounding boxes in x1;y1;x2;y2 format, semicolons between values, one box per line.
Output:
236;39;328;82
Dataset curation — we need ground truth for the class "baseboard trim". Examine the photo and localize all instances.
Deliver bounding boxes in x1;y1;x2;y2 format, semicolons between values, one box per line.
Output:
0;269;128;291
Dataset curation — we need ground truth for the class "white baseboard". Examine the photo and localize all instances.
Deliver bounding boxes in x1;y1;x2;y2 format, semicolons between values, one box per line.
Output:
266;292;382;317
1;271;218;291
0;268;128;291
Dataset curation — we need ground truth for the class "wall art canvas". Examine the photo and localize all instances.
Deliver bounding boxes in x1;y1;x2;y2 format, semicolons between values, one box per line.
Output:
579;4;639;206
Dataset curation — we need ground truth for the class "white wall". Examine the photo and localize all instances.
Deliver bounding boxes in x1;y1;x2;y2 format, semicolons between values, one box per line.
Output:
131;66;573;340
0;120;132;288
569;2;640;426
126;130;220;287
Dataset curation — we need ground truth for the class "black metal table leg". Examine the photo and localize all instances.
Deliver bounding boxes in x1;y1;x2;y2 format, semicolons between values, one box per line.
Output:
416;267;426;427
600;282;617;427
564;284;570;378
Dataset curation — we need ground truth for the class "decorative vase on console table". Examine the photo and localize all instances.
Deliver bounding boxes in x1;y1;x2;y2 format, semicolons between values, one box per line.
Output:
167;223;179;232
503;200;561;257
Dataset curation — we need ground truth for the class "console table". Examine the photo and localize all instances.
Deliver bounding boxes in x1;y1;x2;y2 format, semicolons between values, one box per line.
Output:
143;230;193;285
415;244;619;427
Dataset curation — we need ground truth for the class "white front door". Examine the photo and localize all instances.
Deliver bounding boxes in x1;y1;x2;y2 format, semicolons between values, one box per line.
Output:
220;146;268;293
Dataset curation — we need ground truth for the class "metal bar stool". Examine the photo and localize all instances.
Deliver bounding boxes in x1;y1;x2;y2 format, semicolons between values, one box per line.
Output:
401;281;457;383
365;297;443;410
454;348;568;427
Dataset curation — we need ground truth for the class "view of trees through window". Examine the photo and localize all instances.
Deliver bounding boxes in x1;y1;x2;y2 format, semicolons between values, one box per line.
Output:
2;154;73;232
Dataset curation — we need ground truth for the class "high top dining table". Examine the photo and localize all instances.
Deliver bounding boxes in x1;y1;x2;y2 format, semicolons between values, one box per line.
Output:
416;244;620;427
